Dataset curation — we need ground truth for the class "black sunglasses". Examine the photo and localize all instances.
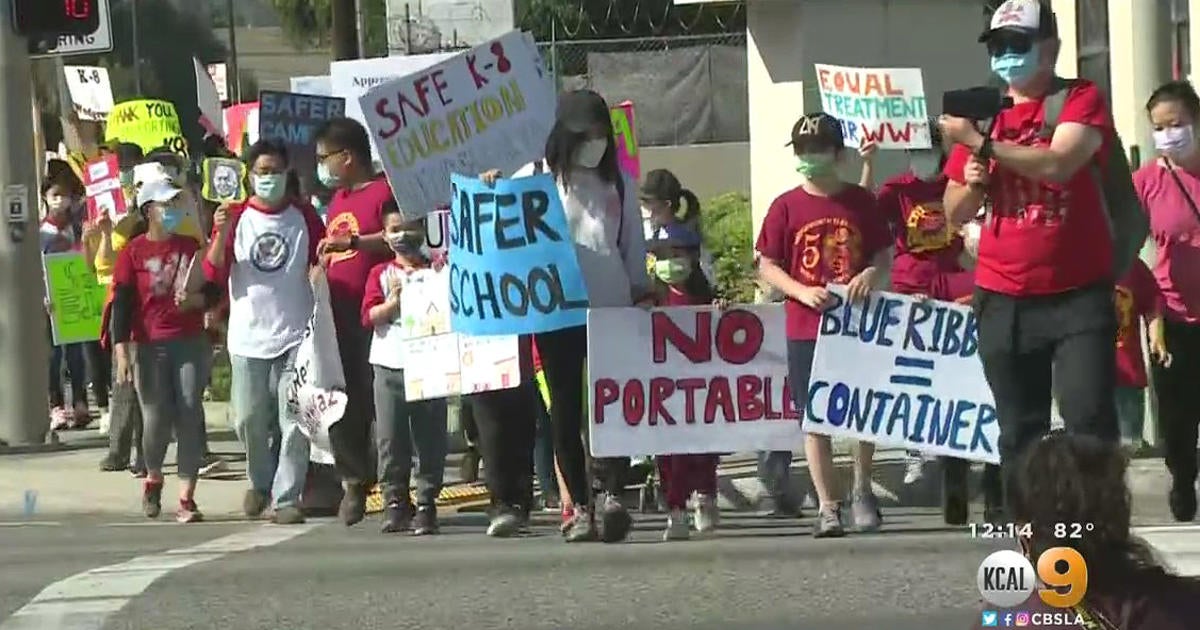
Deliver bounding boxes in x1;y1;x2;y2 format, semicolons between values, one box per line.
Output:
986;31;1035;56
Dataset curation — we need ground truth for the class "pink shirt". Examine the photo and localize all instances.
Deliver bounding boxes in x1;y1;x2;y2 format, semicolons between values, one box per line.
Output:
1133;160;1200;323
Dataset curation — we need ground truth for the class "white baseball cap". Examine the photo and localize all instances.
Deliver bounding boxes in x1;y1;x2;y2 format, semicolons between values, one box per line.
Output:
136;178;183;209
980;0;1057;43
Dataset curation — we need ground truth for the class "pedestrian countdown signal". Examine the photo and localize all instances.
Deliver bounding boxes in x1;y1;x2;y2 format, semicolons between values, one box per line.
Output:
11;0;99;37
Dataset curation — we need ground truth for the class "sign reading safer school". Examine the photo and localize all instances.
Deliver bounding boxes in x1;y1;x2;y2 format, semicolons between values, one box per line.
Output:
359;30;555;218
806;285;999;464
105;99;189;157
448;173;588;336
814;64;930;150
258;90;346;192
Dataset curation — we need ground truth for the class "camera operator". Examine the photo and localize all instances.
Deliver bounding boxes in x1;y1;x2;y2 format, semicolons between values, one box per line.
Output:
938;0;1120;511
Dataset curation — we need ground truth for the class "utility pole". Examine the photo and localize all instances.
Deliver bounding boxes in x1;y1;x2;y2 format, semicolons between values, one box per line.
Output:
0;21;50;446
354;0;366;57
225;0;240;102
130;0;141;93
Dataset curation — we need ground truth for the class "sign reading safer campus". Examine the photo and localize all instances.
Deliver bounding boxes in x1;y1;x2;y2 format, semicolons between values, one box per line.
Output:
359;30;555;218
447;173;588;336
814;64;931;150
807;286;999;464
258;90;345;192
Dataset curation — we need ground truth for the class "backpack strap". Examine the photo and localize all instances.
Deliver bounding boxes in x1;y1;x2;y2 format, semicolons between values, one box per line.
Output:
1038;76;1075;141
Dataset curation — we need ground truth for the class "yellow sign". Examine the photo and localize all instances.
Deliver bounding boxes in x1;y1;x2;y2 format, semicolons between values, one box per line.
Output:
105;99;189;157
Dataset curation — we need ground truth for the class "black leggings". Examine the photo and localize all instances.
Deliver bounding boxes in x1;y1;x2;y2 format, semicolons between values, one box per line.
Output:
1153;319;1200;486
469;382;537;511
85;341;111;409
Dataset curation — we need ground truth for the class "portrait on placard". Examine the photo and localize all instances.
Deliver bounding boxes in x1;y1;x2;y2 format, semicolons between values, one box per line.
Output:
201;157;247;203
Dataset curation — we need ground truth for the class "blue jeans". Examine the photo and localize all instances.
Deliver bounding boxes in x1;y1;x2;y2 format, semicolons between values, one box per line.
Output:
757;340;816;502
48;317;86;408
231;348;306;509
533;390;557;497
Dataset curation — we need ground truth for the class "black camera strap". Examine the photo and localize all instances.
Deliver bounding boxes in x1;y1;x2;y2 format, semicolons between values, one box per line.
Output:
1165;162;1200;226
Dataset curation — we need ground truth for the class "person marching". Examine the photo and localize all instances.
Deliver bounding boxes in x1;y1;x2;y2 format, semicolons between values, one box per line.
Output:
40;170;90;430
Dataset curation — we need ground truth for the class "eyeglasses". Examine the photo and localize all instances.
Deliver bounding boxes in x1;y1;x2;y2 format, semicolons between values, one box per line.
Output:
316;148;347;162
986;31;1035;56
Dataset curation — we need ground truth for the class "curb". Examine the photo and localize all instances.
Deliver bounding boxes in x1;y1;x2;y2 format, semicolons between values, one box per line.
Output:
365;482;491;514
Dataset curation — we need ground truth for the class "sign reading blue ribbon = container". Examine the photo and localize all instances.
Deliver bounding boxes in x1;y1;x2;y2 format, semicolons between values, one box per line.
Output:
448;172;589;336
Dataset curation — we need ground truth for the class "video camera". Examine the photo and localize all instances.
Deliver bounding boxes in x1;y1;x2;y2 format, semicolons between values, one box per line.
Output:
942;86;1013;121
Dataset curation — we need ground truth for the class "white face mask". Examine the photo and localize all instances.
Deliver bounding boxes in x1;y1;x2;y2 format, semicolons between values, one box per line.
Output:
909;152;942;180
44;195;68;215
1154;125;1197;160
573;139;608;169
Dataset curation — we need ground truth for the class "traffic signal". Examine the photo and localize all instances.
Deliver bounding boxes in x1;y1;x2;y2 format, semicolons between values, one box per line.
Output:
12;0;99;37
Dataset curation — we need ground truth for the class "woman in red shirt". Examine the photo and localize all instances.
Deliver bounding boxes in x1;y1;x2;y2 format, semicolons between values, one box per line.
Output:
111;179;222;524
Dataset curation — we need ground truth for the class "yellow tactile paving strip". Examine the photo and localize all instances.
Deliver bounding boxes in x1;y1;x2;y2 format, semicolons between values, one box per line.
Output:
364;482;492;514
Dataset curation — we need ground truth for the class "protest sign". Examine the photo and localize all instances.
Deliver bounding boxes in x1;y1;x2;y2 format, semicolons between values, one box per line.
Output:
223;102;260;156
207;63;229;102
258;90;346;192
82;154;126;223
806;285;999;464
281;271;345;464
200;158;247;203
814;64;930;150
391;268;520;401
360;31;555;217
64;65;114;121
194;58;224;136
106;99;189;157
587;305;801;457
291;75;332;96
42;252;108;345
610;101;639;180
448;173;589;336
426;206;450;265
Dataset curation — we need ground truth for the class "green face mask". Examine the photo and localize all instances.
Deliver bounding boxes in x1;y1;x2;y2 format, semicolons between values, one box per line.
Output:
654;258;691;284
796;153;837;178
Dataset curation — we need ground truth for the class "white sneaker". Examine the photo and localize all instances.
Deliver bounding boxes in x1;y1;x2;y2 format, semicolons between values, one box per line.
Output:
663;509;689;541
903;452;926;485
693;494;718;534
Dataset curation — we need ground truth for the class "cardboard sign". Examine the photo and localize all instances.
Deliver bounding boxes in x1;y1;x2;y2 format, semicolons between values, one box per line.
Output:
258;90;346;192
447;173;589;336
82;154;126;223
806;285;999;464
425;207;450;265
200;157;247;202
814;64;931;149
43;252;108;345
610;101;639;180
105;99;189;157
223;102;260;156
587;305;802;457
64;65;114;121
359;31;555;218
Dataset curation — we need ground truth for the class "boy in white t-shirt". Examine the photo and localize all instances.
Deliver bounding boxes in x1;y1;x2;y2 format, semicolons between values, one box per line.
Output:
361;202;448;536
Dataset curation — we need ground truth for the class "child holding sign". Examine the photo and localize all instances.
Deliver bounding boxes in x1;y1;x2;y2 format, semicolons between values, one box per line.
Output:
40;172;91;430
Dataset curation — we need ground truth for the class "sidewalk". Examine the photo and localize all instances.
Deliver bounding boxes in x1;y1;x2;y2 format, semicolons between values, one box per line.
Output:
1136;525;1200;576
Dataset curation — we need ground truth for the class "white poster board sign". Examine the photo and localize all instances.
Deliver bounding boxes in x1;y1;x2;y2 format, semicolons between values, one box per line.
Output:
806;285;999;464
587;305;803;457
207;63;229;102
63;66;114;121
359;30;555;217
393;267;520;400
281;271;347;464
291;75;333;97
813;64;930;149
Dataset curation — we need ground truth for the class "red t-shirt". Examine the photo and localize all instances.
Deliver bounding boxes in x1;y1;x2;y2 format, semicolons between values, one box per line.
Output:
111;234;205;342
944;80;1114;296
360;260;432;328
1115;259;1161;388
660;286;708;307
877;172;966;294
755;184;891;340
324;177;392;304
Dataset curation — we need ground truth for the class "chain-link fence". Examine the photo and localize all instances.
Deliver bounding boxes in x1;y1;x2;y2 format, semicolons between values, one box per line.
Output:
537;33;748;146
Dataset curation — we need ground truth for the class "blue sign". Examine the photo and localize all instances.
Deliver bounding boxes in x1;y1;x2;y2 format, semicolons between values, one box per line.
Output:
448;173;589;335
257;90;346;192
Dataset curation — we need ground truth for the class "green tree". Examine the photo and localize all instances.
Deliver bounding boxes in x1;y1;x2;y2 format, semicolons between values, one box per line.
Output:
701;192;756;303
271;0;386;58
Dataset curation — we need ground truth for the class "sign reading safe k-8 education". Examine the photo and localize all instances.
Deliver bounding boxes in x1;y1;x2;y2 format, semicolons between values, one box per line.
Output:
814;64;930;150
360;30;555;219
258;91;346;191
587;304;803;458
806;285;999;464
448;173;589;336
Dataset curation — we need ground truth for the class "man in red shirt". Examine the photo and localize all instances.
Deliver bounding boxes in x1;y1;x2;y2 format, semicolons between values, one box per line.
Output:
939;0;1120;509
313;118;395;525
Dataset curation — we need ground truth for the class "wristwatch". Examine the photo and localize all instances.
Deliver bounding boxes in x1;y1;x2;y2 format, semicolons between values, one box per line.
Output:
349;234;360;250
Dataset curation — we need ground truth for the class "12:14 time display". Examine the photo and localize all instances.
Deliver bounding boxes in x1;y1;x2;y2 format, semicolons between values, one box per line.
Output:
969;522;1033;539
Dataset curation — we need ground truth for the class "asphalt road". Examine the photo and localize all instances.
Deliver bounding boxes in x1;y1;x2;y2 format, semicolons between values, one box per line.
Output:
0;508;1007;630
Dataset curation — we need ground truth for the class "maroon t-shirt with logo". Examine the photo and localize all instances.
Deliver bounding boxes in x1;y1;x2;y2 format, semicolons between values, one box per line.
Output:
323;177;392;305
877;172;969;295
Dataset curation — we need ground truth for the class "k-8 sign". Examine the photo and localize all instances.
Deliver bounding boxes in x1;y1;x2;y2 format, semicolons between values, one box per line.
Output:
30;0;113;58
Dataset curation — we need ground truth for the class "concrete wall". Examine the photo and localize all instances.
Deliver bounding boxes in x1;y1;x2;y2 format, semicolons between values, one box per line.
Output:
640;142;751;200
746;0;988;240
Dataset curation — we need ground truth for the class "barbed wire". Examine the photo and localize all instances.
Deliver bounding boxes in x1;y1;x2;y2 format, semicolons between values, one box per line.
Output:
524;0;745;39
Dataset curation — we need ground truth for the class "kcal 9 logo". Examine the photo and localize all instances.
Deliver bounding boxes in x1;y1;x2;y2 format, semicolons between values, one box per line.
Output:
977;547;1088;609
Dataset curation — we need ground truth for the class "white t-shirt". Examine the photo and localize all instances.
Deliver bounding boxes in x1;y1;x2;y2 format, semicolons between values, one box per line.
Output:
368;266;434;370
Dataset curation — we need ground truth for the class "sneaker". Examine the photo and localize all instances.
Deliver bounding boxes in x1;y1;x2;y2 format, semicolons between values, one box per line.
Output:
539;492;561;512
758;496;799;518
339;484;367;526
460;447;481;484
486;508;522;538
49;406;72;431
97;410;111;434
99;453;128;472
198;455;227;478
663;509;690;541
563;506;597;543
142;479;163;518
130;466;148;479
242;489;269;518
598;493;632;543
851;492;883;532
413;506;439;536
812;503;846;539
903;452;926;485
271;506;306;525
559;504;574;535
693;493;719;534
176;499;203;523
1170;478;1198;522
381;501;413;533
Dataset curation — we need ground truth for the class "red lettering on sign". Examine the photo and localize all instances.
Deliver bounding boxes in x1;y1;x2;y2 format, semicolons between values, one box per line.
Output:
623;379;644;426
466;53;488;89
648;377;676;426
593;378;619;424
736;375;764;421
677;377;705;423
702;377;734;423
652;309;765;365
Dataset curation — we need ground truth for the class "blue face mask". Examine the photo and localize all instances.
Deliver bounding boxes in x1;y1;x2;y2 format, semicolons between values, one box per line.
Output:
990;44;1039;87
159;207;184;233
317;163;341;189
